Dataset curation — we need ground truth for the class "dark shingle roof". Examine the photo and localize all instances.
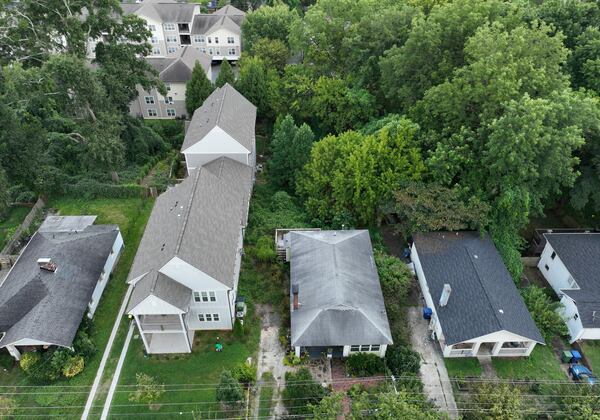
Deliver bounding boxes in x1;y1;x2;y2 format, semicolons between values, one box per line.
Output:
413;231;544;345
544;233;600;327
181;84;256;152
290;230;393;347
0;219;119;348
146;47;211;83
127;157;253;288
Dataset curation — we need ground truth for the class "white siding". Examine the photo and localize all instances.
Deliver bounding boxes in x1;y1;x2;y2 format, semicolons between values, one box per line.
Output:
411;244;444;341
88;231;124;316
559;295;584;342
538;242;575;294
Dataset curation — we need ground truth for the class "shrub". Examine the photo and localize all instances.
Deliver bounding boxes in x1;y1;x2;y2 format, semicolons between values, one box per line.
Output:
62;355;85;378
233;318;245;339
232;362;257;385
254;236;276;262
521;285;569;340
375;251;412;302
73;329;96;360
0;395;16;418
129;373;165;405
19;352;40;374
49;349;72;380
346;353;385;377
216;370;244;408
283;368;328;415
385;345;420;376
62;179;146;199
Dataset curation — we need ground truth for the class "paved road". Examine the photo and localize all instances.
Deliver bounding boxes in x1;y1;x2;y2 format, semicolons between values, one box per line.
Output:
407;306;458;418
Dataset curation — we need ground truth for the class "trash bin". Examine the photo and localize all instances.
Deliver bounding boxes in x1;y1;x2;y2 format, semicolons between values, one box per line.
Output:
423;307;433;320
571;350;582;363
561;350;573;363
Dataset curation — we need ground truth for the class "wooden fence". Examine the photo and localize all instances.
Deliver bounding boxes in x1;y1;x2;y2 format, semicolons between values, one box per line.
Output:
1;197;46;255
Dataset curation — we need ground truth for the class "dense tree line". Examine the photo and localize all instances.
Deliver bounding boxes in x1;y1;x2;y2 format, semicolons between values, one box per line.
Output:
236;0;600;280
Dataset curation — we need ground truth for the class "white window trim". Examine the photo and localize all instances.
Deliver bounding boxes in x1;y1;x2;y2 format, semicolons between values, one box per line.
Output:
166;108;176;117
349;344;380;353
147;109;157;117
144;96;155;104
164;23;176;31
167;47;178;54
227;36;234;44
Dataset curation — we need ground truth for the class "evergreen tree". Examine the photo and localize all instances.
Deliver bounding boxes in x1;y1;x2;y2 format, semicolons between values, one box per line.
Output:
216;60;235;87
235;56;269;116
186;63;214;116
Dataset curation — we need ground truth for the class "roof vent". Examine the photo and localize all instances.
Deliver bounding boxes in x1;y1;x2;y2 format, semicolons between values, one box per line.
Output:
474;254;479;259
498;309;504;314
38;258;57;272
439;284;451;307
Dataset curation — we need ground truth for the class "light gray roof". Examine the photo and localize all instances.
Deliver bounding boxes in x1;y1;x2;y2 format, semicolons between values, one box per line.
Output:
146;46;211;83
544;233;600;328
181;84;256;152
290;230;393;347
191;14;244;35
123;2;197;23
413;232;545;345
127;271;191;313
0;218;119;348
39;215;96;232
127;157;253;288
214;5;245;16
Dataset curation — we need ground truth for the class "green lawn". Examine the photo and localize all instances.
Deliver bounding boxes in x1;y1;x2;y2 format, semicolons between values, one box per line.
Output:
492;345;566;381
258;371;275;418
0;197;154;417
580;342;600;373
445;358;482;378
0;205;30;249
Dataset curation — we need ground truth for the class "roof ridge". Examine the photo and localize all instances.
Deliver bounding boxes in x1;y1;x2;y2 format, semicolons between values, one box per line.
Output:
175;169;202;254
357;307;393;344
215;85;227;128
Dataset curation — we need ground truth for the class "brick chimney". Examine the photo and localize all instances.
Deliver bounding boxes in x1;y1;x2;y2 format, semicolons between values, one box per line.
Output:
37;258;57;272
292;284;299;310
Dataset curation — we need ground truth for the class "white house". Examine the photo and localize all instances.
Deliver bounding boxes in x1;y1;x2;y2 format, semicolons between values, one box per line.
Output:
288;230;393;359
0;216;123;360
129;46;212;119
411;232;544;358
181;83;256;173
538;233;600;342
191;5;245;61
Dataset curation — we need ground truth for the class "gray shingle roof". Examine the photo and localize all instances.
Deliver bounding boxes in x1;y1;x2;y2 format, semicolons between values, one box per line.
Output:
544;233;600;327
181;84;256;153
127;157;253;289
127;271;191;313
413;231;544;345
290;230;393;347
0;220;119;348
146;46;211;83
214;5;245;16
191;14;244;35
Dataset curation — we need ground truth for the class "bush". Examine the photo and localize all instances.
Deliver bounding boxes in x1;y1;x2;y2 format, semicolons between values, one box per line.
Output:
73;329;97;360
283;368;328;415
385;345;420;376
129;373;165;405
62;179;146;199
521;285;569;340
254;236;276;262
232;362;257;385
375;251;412;302
62;355;84;378
19;352;40;374
233;318;245;339
216;370;244;408
0;395;16;418
346;353;385;377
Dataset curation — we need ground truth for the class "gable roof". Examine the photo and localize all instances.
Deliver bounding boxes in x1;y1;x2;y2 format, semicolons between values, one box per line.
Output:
290;230;393;347
127;157;253;289
123;2;197;23
413;231;544;345
544;233;600;327
0;218;119;349
214;5;245;16
181;84;256;153
127;271;191;313
191;13;244;35
146;46;211;83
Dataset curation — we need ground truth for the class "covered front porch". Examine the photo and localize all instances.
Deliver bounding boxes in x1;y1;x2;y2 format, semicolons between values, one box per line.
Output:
133;314;194;354
444;340;537;357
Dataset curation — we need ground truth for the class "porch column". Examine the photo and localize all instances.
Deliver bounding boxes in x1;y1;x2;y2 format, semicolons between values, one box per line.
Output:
379;344;388;358
524;341;536;356
342;345;350;357
179;313;192;353
471;342;482;357
6;344;21;361
134;314;151;353
295;346;301;358
492;342;503;356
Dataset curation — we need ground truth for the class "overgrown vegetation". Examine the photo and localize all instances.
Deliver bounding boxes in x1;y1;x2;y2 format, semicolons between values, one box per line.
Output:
283;368;328;415
346;353;386;377
521;286;569;340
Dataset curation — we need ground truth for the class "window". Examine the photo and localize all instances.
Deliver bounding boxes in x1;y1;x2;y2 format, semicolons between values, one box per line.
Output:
166;108;176;117
213;313;220;321
545;264;549;271
360;345;370;351
228;48;236;56
167;47;178;54
200;47;207;53
164;96;174;104
166;35;178;43
567;275;579;289
227;36;235;44
166;83;171;91
197;313;204;321
208;37;212;44
209;291;216;302
350;345;360;352
151;36;158;44
371;344;380;351
551;251;556;260
144;96;155;104
148;24;156;32
194;35;205;43
201;291;209;302
351;344;379;352
575;313;579;320
152;47;161;55
214;37;219;44
193;292;201;302
205;314;213;322
164;23;176;31
147;109;157;117
208;48;213;55
216;49;221;55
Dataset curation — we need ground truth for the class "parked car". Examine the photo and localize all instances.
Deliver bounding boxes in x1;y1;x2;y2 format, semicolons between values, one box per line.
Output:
569;364;599;385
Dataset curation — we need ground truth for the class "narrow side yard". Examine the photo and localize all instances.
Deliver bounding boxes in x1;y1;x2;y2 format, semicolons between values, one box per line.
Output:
0;197;153;418
0;205;30;249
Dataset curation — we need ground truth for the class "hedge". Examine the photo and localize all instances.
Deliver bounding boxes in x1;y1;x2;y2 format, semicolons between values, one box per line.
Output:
62;182;147;199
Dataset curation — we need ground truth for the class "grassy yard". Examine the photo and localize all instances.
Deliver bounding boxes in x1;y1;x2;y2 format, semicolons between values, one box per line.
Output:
445;358;482;378
492;345;566;381
258;371;275;418
580;342;600;373
0;205;30;249
0;197;154;417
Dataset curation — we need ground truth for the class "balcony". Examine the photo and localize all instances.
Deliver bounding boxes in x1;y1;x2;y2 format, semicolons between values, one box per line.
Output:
138;314;185;333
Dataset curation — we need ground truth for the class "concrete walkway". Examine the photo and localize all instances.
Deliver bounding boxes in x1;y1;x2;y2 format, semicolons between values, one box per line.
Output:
101;322;135;420
477;356;497;379
81;284;133;420
408;307;458;418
